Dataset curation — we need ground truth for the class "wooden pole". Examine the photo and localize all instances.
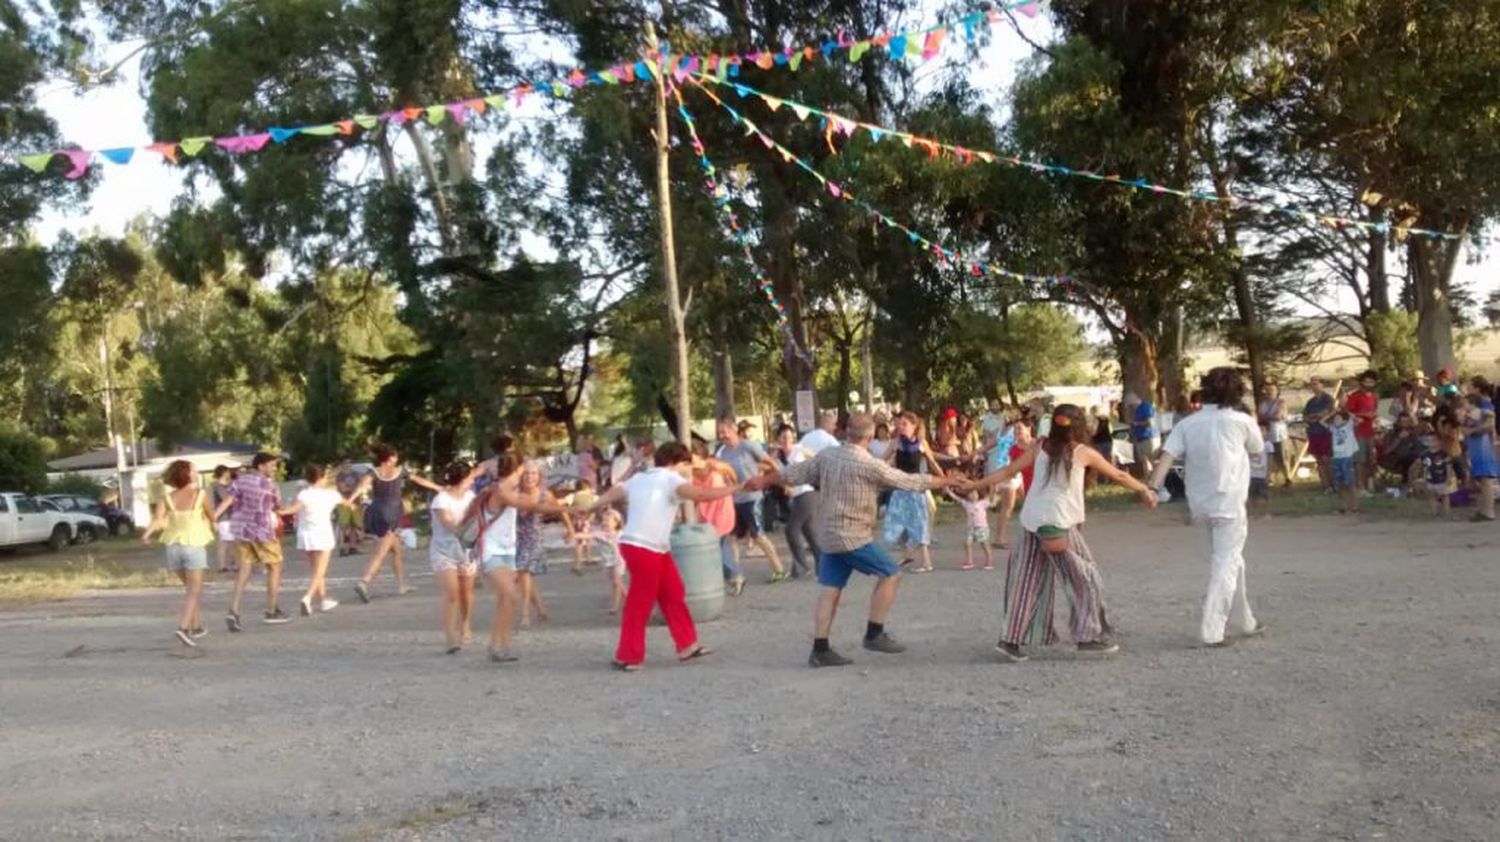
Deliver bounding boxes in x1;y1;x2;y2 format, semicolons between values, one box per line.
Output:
646;21;693;446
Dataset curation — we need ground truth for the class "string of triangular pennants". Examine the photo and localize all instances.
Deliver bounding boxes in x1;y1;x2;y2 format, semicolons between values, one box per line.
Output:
670;82;814;365
697;74;1474;244
8;2;1043;181
686;78;1074;294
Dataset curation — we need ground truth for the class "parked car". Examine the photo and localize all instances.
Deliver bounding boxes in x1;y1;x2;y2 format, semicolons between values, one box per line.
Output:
41;494;135;537
0;493;80;551
36;498;109;545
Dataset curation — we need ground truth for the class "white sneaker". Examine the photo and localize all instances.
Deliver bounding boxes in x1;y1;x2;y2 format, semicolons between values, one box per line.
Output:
319;598;339;612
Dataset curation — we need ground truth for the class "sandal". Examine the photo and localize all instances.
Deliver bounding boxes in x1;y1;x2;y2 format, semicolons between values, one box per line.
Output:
678;645;714;663
910;565;934;574
611;660;643;672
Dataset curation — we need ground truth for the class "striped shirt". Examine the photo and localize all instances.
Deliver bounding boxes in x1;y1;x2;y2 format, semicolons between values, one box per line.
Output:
780;443;938;554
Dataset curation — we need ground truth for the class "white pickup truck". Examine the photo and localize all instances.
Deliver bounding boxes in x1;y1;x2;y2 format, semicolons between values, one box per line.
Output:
0;492;102;551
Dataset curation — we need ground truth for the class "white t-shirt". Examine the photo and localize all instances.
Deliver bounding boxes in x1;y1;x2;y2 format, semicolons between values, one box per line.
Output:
295;486;344;536
1331;423;1358;459
798;428;839;456
1161;406;1266;520
868;438;892;460
619;468;688;553
429;489;474;544
785;446;814;497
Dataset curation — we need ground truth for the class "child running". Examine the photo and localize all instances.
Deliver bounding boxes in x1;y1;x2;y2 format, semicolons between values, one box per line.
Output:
975;405;1157;662
141;460;216;647
278;464;348;617
946;486;994;570
1148;368;1268;648
427;462;478;653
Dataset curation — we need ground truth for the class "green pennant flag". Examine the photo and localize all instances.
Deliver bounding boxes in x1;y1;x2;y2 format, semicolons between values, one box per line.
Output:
180;137;212;156
18;153;53;172
299;124;340;136
790;103;811;121
484;94;506;110
551;82;566;98
425;105;447;125
789;52;804;72
599;70;619;85
354;114;380;130
849;41;871;63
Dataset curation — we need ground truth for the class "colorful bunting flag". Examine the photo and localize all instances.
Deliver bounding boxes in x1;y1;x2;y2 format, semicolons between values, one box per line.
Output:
99;147;135;165
18;153;52;173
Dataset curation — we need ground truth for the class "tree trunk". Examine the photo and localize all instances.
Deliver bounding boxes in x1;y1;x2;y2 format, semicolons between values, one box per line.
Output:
902;361;929;415
1367;222;1391;313
836;337;853;421
860;304;876;414
1409;234;1465;375
1120;332;1160;408
712;346;735;420
1223;225;1265;390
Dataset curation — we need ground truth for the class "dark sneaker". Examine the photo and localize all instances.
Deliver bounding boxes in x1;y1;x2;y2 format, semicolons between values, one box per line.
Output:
174;628;196;648
488;647;519;663
190;627;208;639
263;608;291;625
225;612;242;633
354;581;371;604
995;642;1028;662
1077;640;1120;655
808;648;853;668
862;632;906;654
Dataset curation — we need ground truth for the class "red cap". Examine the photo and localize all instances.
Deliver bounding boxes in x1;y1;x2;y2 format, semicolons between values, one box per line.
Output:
943;407;958;419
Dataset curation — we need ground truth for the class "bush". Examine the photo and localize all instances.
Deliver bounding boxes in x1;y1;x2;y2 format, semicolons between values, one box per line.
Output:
44;473;106;499
0;425;49;494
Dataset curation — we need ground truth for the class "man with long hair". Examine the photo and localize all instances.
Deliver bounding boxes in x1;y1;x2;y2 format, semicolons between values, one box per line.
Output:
1149;367;1267;647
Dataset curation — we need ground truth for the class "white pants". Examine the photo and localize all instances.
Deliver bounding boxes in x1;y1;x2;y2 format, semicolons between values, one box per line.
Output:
1202;516;1257;644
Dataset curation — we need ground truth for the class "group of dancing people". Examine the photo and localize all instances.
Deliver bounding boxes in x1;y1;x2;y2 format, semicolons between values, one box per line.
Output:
142;365;1276;668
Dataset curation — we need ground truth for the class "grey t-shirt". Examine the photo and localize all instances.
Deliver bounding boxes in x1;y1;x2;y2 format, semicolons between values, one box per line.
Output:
717;439;767;503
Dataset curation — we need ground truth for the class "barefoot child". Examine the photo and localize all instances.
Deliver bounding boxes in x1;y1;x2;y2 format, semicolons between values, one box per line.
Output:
595;506;627;614
946;486;994;570
141;459;216;647
1420;433;1457;519
976;405;1158;662
1330;411;1360;514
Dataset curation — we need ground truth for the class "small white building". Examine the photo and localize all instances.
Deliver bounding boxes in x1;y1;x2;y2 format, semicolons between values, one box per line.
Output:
46;439;264;526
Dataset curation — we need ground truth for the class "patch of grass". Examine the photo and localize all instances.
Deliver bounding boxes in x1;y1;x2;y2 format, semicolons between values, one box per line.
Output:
1086;480;1423;518
0;555;177;604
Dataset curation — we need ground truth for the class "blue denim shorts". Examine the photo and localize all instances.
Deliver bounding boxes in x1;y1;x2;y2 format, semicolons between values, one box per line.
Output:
480;552;517;574
817;543;901;589
165;544;208;572
1332;457;1356;489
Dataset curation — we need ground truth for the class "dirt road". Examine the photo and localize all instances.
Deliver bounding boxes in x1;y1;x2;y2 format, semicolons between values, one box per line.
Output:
1;510;1497;840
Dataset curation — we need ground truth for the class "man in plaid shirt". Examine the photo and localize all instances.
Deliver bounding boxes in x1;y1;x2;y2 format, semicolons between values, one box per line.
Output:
749;413;955;667
214;452;288;631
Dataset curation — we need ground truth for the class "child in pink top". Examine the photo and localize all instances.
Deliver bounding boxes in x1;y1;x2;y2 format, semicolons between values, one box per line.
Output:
946;487;995;570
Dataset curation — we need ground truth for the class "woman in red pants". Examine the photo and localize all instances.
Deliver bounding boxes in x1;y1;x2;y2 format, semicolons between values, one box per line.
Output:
579;441;739;671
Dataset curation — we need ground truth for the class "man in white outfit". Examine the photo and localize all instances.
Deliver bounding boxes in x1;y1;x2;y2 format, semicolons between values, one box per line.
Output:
1148;368;1266;646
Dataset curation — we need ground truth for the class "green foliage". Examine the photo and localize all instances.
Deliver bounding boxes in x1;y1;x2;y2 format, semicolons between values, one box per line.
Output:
1365;310;1420;383
44;473;105;498
0;424;50;494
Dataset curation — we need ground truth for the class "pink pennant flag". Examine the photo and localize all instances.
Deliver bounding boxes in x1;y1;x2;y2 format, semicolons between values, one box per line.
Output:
1017;2;1042;18
922;28;948;60
828;183;842;198
215;134;272;154
568;69;588;88
446;103;469;125
59;149;92;180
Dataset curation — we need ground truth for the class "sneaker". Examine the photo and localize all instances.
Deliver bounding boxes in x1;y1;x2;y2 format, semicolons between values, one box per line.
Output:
225;611;242;633
190;626;208;639
960;562;976;570
862;632;906;654
263;608;291;625
299;596;313;617
354;581;371;604
995;641;1028;662
768;571;788;584
729;577;746;597
445;645;462;655
319;598;339;612
174;628;197;648
982;563;994;571
1236;622;1267;639
808;648;854;668
487;647;519;664
1077;640;1120;655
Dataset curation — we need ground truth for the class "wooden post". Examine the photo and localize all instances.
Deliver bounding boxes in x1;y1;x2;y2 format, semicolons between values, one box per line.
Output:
646;21;693;447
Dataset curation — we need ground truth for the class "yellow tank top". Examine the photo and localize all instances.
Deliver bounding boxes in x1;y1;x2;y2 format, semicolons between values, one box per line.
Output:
161;488;215;547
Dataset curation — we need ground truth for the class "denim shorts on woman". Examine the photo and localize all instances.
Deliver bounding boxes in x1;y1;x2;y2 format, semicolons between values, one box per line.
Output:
480;552;517;574
165;544;208;572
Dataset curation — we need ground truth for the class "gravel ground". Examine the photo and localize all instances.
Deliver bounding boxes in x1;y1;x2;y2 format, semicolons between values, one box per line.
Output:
2;510;1499;840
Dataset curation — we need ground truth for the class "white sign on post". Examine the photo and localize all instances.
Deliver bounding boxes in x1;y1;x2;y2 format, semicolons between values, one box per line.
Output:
795;390;816;433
